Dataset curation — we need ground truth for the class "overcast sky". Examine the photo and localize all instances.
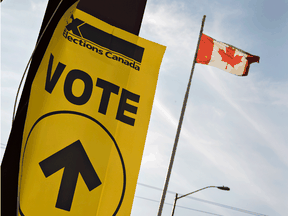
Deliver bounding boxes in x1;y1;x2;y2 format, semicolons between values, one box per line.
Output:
1;0;288;216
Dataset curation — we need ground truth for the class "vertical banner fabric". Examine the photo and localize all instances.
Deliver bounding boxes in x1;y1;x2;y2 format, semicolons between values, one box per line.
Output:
18;3;165;216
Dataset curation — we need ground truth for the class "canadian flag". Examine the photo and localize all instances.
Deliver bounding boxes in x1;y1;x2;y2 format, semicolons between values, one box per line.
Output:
196;34;260;76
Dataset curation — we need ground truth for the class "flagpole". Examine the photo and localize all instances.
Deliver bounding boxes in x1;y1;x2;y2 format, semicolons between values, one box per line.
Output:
157;15;206;216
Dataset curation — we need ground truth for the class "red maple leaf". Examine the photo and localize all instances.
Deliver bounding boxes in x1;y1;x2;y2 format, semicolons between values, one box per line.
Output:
218;46;243;69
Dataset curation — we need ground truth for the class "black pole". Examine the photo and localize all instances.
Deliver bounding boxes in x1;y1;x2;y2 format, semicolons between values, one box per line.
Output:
1;0;147;215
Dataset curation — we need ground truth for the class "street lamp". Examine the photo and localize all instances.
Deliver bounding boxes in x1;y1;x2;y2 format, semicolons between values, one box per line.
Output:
171;186;230;216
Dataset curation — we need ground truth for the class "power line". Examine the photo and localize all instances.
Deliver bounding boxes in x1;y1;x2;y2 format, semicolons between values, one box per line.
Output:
183;196;266;216
138;182;176;194
135;195;223;216
137;183;268;216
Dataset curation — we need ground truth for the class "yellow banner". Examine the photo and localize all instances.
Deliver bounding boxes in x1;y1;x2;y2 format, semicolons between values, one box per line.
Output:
18;3;165;216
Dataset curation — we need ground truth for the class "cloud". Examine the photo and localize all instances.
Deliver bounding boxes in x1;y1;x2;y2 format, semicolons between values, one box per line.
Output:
29;0;47;12
118;1;288;214
198;66;288;167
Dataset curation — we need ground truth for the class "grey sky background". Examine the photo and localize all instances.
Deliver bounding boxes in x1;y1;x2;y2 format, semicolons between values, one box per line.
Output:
1;0;288;216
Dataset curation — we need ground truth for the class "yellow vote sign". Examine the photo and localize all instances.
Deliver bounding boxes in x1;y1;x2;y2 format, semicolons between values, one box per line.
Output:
18;3;165;216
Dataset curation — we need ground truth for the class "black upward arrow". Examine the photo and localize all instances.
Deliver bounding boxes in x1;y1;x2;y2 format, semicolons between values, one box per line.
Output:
39;140;102;211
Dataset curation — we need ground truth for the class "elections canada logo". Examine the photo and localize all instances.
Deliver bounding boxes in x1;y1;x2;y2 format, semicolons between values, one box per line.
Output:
63;15;144;71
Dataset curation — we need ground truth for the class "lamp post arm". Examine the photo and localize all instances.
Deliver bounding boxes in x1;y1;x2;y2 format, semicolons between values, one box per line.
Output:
171;185;229;216
177;186;216;200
